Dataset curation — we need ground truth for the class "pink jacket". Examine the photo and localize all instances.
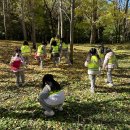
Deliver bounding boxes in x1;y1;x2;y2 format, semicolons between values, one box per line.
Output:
10;56;24;72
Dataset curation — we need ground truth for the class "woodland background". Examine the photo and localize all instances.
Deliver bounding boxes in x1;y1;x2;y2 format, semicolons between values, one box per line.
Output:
0;0;130;44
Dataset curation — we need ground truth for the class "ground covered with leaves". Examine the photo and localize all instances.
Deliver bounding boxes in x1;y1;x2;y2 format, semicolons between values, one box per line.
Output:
0;40;130;130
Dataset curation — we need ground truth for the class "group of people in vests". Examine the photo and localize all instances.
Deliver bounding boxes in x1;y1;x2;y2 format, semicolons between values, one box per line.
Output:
9;38;118;116
50;35;71;66
10;35;71;87
85;46;118;93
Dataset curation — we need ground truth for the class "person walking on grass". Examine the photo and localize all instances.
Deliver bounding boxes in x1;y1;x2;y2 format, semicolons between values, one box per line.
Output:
38;74;65;117
50;40;60;67
60;37;71;65
102;47;118;87
10;48;25;87
21;41;31;65
84;48;101;93
35;41;47;68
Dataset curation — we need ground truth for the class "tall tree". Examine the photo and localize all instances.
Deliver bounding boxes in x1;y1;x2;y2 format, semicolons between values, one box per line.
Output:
60;0;63;38
123;0;129;41
2;0;7;39
70;0;75;64
90;0;97;44
28;0;36;44
20;0;27;40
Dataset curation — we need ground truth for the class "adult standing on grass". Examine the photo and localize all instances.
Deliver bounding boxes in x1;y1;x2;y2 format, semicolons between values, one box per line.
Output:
84;48;101;93
102;47;118;87
21;41;31;65
10;48;25;87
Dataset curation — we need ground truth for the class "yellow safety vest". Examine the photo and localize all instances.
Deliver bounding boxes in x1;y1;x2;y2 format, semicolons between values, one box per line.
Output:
37;45;44;55
55;38;60;46
62;42;68;49
52;45;59;53
108;55;116;64
21;45;31;56
88;55;99;69
49;90;61;95
99;53;104;59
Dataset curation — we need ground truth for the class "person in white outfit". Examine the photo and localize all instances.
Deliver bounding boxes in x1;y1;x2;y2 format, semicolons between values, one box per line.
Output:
38;74;65;116
102;48;118;87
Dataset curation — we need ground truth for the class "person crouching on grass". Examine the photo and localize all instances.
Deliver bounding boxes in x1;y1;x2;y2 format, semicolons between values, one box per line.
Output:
102;47;118;87
84;48;101;93
10;48;25;87
38;74;65;116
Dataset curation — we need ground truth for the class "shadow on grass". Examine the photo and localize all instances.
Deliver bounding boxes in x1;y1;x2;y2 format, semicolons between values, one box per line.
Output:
113;74;130;78
0;98;129;128
116;54;130;60
96;84;130;93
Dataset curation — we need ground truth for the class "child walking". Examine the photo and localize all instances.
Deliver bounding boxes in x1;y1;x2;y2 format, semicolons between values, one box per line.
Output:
50;40;60;66
60;38;71;64
38;74;65;116
21;41;31;65
10;48;25;87
102;47;118;87
84;48;101;93
35;41;47;68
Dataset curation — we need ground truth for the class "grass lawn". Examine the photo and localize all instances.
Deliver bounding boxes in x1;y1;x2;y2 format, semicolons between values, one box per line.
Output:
0;40;130;130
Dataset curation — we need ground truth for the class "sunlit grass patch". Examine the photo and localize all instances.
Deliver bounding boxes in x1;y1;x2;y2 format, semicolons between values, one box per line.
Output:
0;41;130;129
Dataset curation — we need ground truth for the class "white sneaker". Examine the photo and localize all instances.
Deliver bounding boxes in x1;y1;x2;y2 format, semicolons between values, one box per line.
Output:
44;110;55;116
107;83;113;87
57;106;63;111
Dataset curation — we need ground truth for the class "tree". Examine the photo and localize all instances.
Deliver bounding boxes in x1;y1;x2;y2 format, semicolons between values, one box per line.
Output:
70;0;75;63
2;0;7;39
20;0;27;40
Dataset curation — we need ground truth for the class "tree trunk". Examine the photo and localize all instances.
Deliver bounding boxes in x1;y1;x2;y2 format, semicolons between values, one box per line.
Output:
21;0;27;40
90;0;97;44
28;0;36;44
57;13;60;35
60;0;63;38
70;0;75;64
123;0;129;42
2;0;7;39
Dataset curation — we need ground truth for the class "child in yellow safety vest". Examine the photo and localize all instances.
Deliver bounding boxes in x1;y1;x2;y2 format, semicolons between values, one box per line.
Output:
60;38;71;64
35;41;47;68
84;48;101;93
98;46;106;65
21;41;31;65
102;48;118;87
50;40;60;66
38;74;65;116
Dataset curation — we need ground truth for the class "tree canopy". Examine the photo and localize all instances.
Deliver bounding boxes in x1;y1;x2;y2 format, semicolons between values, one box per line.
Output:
0;0;130;43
